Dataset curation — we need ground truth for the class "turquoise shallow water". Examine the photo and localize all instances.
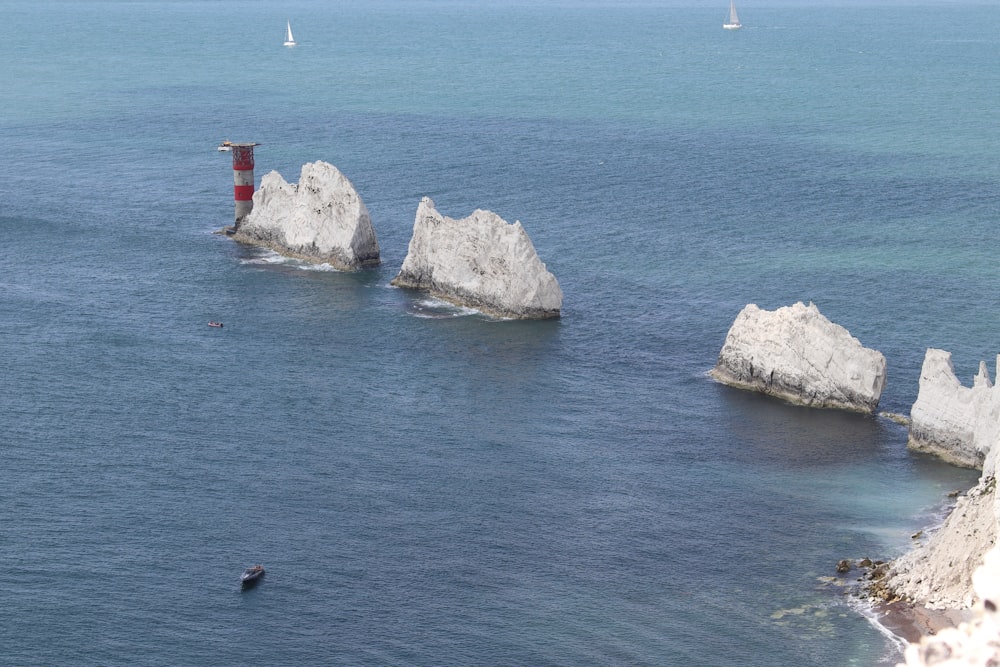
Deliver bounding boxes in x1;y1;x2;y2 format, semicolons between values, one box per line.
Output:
0;1;995;665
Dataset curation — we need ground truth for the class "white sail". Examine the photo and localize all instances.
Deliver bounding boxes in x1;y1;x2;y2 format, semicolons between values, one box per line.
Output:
723;0;741;29
284;20;297;46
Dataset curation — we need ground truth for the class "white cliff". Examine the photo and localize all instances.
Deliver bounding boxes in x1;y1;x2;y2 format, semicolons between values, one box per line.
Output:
231;161;380;271
391;197;562;319
885;479;997;611
895;544;1000;667
878;353;1000;618
710;301;887;414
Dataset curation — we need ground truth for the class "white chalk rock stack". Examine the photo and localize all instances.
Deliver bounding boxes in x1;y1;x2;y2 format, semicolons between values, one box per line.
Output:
908;349;999;470
232;161;380;271
391;197;562;319
710;301;887;414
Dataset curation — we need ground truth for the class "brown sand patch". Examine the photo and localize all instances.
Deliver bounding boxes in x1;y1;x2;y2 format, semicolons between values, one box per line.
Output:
875;600;972;644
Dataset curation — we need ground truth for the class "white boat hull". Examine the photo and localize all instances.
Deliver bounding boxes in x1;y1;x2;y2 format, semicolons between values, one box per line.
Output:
723;0;741;30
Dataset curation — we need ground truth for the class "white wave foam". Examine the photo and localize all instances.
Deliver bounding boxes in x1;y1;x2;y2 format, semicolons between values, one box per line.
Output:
298;262;340;272
238;248;286;265
847;594;908;663
407;296;479;319
238;249;341;272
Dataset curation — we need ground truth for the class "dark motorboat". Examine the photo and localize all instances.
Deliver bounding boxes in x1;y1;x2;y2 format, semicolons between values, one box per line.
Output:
241;565;265;589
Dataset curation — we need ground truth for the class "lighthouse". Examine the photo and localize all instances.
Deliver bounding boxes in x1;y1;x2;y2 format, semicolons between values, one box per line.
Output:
231;143;260;226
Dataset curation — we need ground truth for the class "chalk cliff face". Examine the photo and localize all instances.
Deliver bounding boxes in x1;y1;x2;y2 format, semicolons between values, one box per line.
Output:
231;161;380;271
898;546;1000;667
908;349;997;470
390;197;562;319
884;478;997;611
710;302;887;414
880;353;1000;615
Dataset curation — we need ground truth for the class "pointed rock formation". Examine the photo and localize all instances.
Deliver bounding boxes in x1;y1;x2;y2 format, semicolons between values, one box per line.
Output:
391;197;562;319
710;301;887;414
908;349;998;470
231;161;380;271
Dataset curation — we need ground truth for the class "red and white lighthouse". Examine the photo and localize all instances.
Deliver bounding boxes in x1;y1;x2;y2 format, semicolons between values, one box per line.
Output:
231;143;259;226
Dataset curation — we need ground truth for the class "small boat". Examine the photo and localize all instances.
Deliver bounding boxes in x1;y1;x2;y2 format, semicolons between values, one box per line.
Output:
283;20;296;47
217;140;233;152
208;321;224;328
723;0;742;29
241;565;265;588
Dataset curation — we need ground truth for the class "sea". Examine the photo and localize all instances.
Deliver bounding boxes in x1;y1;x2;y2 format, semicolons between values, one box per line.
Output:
1;1;997;665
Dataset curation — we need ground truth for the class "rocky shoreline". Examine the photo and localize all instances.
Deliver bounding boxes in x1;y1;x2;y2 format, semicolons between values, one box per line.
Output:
708;304;999;663
878;547;1000;666
841;518;972;640
833;538;984;665
841;350;1000;665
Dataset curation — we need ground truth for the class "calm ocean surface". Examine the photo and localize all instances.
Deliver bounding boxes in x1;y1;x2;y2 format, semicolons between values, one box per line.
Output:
2;1;997;665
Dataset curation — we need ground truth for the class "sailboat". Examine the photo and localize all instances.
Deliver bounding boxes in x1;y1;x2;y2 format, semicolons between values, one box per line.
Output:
723;0;742;30
283;20;297;47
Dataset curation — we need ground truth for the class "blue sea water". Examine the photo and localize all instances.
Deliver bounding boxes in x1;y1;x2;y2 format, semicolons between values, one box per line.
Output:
1;1;997;665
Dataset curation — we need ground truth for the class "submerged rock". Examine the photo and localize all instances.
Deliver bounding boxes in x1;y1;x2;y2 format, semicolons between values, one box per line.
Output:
231;161;380;271
908;349;997;470
710;301;887;414
391;197;562;319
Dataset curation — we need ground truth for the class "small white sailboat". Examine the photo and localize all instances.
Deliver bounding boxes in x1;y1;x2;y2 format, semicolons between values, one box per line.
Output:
283;20;297;47
723;0;742;30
